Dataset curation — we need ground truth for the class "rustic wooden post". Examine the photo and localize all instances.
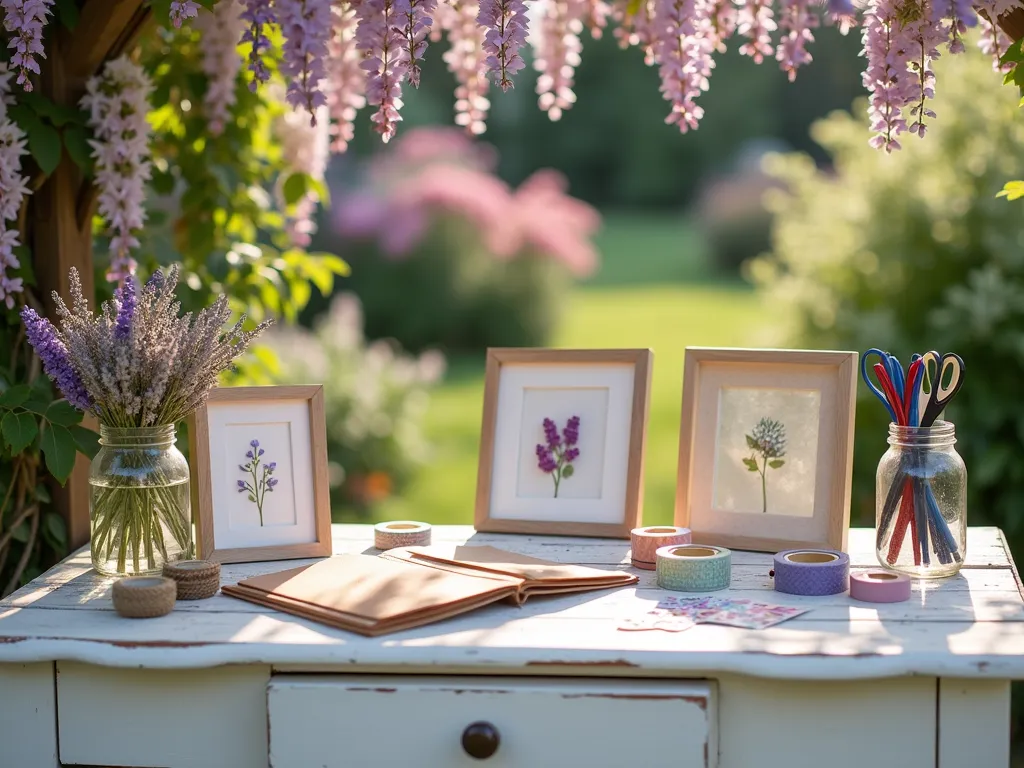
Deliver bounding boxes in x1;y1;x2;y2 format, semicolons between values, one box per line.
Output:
30;0;149;550
999;7;1024;40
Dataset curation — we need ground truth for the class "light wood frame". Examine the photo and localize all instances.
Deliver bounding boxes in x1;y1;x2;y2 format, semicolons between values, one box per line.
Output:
474;348;653;539
188;386;332;564
674;348;858;553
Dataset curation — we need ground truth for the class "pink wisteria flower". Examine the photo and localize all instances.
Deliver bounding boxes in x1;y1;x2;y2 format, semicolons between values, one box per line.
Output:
197;0;247;136
356;0;410;143
280;0;333;124
80;56;153;285
327;1;367;152
401;0;439;87
736;0;777;63
1;0;53;91
775;0;817;81
653;0;715;133
860;0;918;152
272;84;330;247
441;0;492;135
477;0;529;91
533;0;586;121
0;64;28;309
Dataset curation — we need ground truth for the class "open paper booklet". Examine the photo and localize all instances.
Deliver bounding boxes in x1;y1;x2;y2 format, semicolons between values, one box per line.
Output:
221;545;637;637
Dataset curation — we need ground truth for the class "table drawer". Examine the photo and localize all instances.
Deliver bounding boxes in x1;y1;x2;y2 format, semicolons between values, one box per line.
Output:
268;675;717;768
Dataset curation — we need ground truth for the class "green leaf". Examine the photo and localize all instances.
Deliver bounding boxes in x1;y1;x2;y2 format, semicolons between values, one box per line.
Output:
562;464;575;478
282;172;310;205
248;494;256;502
769;459;786;469
34;484;51;503
997;181;1024;201
2;411;38;453
54;0;79;28
68;425;100;459
26;95;83;127
11;521;29;544
44;399;83;427
27;122;63;175
151;170;176;195
0;384;31;409
745;434;758;450
742;458;760;472
63;125;94;175
45;513;67;547
40;424;77;485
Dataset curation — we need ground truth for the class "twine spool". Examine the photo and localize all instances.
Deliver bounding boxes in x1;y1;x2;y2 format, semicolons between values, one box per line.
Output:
374;521;432;551
112;576;177;618
162;560;221;600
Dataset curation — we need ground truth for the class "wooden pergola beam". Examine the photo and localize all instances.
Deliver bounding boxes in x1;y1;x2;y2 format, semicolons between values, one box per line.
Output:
32;0;151;551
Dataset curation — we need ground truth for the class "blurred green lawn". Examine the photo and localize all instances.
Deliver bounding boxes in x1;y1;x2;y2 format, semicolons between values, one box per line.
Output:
363;213;765;526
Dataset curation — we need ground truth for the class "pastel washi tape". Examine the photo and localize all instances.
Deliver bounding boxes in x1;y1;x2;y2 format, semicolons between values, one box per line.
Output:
772;549;850;596
630;526;692;570
849;570;912;603
655;544;731;592
374;521;432;551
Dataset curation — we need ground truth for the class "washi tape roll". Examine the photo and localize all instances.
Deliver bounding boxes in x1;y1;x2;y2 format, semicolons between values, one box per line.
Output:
630;526;692;570
850;570;912;603
656;544;732;592
374;520;432;551
112;576;177;618
772;549;850;596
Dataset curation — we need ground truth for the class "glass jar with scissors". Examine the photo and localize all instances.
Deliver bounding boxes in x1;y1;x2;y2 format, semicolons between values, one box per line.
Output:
862;349;967;579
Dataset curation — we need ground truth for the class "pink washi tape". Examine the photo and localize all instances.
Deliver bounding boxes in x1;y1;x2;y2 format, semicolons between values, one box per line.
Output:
374;521;432;551
630;526;692;570
849;570;912;603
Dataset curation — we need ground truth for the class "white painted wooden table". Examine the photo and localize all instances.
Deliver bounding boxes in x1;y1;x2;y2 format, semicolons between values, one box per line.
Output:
0;526;1021;768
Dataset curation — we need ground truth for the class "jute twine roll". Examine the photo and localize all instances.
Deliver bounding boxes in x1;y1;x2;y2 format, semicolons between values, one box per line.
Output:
112;576;177;618
162;560;221;600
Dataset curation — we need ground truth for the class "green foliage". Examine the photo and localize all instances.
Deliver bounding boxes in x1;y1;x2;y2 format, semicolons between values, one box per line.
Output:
318;215;569;353
261;293;446;516
749;44;1024;538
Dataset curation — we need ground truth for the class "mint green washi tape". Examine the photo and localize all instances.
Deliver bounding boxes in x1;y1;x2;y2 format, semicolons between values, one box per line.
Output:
655;544;732;592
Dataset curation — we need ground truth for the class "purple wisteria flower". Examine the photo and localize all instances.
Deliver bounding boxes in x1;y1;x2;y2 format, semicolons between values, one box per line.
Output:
241;0;276;90
20;306;93;412
238;438;276;526
477;0;528;92
170;0;200;28
535;414;581;497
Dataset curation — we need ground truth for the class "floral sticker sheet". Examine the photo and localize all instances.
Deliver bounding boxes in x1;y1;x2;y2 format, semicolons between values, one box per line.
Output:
618;596;809;632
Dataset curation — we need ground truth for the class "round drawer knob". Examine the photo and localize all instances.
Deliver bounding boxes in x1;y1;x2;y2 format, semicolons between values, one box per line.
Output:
461;721;500;759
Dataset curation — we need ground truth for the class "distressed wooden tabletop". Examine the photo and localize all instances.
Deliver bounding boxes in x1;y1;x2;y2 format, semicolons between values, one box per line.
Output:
1;526;1022;681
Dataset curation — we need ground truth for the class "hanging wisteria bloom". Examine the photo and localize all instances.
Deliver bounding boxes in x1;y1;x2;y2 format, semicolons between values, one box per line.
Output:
280;0;333;123
1;0;53;91
736;0;777;63
0;64;28;309
326;1;367;151
775;0;817;81
654;0;715;132
198;0;247;136
478;0;529;91
401;0;439;87
532;0;585;120
241;0;276;88
357;0;410;142
80;55;153;285
170;0;200;27
273;85;330;247
441;0;492;135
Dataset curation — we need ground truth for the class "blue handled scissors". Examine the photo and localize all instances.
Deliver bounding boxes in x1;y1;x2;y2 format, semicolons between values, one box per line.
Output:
861;348;898;423
916;351;965;428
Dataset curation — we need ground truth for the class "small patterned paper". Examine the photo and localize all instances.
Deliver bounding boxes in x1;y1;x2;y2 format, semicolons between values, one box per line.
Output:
617;596;809;632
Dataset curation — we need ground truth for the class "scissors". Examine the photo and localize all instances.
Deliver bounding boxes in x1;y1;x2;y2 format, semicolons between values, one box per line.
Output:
861;348;899;423
915;351;965;428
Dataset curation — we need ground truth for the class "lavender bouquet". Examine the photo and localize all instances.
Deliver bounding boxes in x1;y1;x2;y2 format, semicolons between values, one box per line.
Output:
22;266;271;575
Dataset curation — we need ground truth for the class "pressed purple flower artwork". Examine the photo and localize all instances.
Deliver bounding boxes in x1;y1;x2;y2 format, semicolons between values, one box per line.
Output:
535;415;581;498
237;439;278;526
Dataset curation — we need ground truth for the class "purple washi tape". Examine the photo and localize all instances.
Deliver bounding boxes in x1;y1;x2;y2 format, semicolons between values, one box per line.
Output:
772;549;850;596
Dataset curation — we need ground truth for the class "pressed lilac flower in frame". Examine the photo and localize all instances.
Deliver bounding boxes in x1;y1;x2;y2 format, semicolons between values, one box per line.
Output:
474;348;652;539
238;438;276;526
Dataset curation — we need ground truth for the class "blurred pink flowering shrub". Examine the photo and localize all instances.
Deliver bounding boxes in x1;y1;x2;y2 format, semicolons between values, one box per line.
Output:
327;126;601;352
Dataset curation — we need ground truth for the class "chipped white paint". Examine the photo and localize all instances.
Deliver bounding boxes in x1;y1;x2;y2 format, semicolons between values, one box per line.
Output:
0;526;1020;767
268;676;717;768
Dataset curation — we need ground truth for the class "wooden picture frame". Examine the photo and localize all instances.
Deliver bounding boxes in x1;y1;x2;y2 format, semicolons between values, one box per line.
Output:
188;385;332;564
674;348;858;553
474;348;653;539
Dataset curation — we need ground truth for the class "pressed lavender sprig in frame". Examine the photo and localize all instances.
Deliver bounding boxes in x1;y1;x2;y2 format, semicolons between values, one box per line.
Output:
535;415;581;497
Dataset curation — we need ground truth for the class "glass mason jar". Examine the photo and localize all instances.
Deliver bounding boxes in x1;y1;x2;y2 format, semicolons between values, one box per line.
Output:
88;425;193;576
875;421;966;578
